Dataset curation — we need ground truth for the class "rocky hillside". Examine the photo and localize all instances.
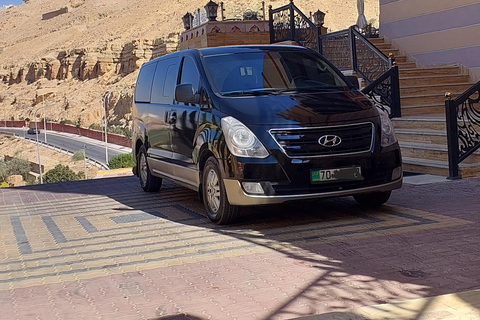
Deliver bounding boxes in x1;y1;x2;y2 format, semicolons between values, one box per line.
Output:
0;0;378;129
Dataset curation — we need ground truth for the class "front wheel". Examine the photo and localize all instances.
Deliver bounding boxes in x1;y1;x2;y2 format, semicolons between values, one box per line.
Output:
353;191;391;207
138;145;162;192
202;157;240;225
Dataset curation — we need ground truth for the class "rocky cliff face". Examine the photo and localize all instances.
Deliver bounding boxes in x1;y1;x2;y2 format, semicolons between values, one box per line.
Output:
0;33;178;127
1;35;177;84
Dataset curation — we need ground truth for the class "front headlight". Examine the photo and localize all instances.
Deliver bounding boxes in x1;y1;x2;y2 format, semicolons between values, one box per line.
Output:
379;110;397;147
221;116;269;158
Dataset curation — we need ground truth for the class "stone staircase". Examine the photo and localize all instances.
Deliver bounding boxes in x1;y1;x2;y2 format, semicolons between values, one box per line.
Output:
368;37;480;177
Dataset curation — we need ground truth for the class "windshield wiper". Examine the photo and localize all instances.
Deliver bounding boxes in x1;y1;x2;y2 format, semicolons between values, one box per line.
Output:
222;89;280;96
222;88;301;96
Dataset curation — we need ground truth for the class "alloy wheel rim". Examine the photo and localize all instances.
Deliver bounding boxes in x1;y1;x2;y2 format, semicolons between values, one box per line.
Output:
206;168;220;213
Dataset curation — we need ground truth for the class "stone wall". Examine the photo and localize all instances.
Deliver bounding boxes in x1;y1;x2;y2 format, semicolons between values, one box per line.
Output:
179;20;270;50
2;120;131;147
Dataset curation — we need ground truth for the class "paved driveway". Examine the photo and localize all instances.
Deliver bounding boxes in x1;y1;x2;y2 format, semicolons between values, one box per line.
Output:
1;174;479;319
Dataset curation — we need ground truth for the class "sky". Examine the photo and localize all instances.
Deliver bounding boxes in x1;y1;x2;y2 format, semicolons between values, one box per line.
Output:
0;0;23;6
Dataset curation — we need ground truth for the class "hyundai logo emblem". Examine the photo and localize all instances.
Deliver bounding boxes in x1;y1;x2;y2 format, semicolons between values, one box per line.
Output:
318;135;342;147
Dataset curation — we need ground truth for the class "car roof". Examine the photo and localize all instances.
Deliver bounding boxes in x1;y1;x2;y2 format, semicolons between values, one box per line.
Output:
195;45;312;56
145;45;314;66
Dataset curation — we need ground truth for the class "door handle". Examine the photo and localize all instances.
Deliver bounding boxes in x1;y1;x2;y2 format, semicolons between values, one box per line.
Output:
168;111;177;124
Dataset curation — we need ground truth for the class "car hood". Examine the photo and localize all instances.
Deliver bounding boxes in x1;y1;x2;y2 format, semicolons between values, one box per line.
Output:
215;90;378;127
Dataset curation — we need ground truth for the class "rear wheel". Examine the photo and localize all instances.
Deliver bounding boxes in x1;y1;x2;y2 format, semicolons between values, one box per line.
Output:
202;157;239;225
138;145;162;192
353;191;391;207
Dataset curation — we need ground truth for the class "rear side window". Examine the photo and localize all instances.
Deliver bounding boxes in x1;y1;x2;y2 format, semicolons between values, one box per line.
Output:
151;57;179;104
135;62;157;103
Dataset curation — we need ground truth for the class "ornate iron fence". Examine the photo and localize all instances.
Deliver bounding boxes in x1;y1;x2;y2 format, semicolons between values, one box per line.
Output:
318;29;351;71
318;26;400;118
269;2;319;51
361;66;401;118
445;81;480;179
269;5;401;118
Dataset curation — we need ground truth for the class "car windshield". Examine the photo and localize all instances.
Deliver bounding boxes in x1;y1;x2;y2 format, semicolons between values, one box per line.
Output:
203;50;350;96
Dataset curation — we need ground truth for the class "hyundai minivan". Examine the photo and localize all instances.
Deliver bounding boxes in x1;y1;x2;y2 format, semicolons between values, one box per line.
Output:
132;45;402;224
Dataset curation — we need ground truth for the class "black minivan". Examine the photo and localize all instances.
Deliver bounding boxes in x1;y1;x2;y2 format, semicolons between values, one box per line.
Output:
132;45;402;224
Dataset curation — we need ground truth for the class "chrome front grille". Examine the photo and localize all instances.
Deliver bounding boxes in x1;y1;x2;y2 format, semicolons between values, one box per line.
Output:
269;122;374;158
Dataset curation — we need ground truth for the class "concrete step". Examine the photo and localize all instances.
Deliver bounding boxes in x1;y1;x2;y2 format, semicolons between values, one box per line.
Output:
400;142;480;163
402;157;480;178
394;56;407;63
402;157;449;176
401;92;463;106
396;129;447;145
396;62;417;69
374;43;394;50
393;117;446;131
400;74;470;87
401;103;445;116
380;48;400;56
368;37;386;45
399;66;462;77
400;83;472;96
400;142;449;162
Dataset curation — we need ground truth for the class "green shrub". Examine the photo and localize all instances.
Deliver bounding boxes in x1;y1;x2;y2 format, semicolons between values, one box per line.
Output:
108;125;132;139
108;153;135;169
44;165;84;183
25;176;37;185
6;158;31;180
60;119;75;125
0;160;7;182
0;181;9;188
72;150;85;161
89;123;102;131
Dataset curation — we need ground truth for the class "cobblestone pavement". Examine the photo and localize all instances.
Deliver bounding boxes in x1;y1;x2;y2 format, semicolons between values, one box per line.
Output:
0;174;479;320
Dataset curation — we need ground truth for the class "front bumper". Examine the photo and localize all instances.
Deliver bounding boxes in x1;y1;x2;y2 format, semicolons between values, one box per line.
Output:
223;175;403;206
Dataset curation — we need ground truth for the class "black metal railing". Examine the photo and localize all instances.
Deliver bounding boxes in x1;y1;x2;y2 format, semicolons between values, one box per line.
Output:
318;26;401;118
445;81;480;179
269;2;320;51
361;66;401;118
269;4;401;118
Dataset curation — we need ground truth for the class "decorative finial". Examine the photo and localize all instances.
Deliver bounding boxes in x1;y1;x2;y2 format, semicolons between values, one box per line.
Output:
445;92;452;100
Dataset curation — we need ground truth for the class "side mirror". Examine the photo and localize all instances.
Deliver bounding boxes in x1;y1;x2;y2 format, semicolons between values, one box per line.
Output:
345;76;360;90
175;84;200;104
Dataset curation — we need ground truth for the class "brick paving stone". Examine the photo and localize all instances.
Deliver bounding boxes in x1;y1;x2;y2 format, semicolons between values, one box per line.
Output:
1;176;480;319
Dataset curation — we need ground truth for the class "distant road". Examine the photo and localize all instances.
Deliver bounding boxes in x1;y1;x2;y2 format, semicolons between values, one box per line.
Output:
0;127;131;168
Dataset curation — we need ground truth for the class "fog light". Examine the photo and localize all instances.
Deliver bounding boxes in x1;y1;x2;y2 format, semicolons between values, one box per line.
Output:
242;182;265;194
392;167;402;180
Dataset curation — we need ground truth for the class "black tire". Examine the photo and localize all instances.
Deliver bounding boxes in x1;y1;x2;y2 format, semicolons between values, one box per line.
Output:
353;191;391;207
138;145;162;192
202;157;240;225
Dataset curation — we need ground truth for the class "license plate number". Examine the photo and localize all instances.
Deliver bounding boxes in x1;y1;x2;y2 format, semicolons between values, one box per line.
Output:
311;167;362;183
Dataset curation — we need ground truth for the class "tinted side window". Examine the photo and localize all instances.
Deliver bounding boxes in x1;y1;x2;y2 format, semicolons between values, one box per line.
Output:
135;62;157;103
151;57;179;104
179;56;200;92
